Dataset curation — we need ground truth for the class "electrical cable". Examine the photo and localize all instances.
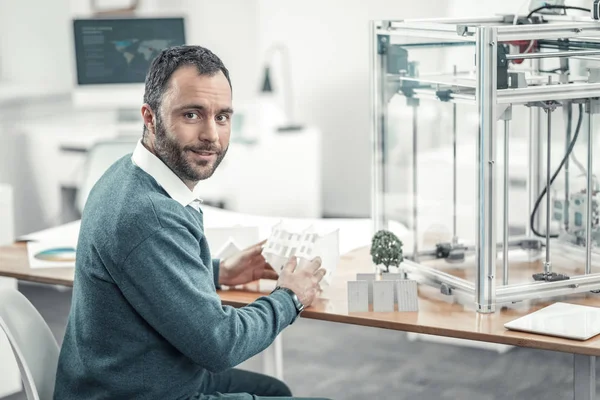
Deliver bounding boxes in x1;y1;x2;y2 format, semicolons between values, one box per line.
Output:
512;0;534;60
514;5;591;58
523;38;536;55
530;103;583;239
513;0;532;26
526;5;591;20
570;151;588;177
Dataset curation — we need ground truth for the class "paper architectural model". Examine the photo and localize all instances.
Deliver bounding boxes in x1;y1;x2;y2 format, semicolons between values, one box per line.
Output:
262;222;340;288
396;280;418;312
348;273;419;312
205;226;260;259
382;272;404;303
214;241;242;260
347;281;369;312
356;273;377;304
372;281;395;312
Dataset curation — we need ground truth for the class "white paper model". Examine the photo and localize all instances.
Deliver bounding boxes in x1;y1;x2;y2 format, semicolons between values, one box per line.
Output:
396;280;418;312
205;226;260;259
356;273;377;305
382;272;404;303
214;240;242;260
262;222;340;287
372;281;395;312
347;281;369;312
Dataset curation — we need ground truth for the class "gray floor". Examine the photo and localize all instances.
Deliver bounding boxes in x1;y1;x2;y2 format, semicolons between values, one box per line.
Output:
2;283;597;400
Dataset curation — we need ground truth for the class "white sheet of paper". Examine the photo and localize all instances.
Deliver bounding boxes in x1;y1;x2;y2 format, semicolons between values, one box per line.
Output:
19;220;80;244
27;242;76;269
356;273;377;305
347;281;369;312
396;280;419;312
373;281;395;312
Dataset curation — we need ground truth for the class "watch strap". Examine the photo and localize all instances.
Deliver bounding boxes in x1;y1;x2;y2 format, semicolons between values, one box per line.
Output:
271;286;304;323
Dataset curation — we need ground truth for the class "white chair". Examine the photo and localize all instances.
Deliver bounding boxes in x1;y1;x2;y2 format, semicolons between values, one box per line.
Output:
0;184;21;397
75;138;138;215
0;288;60;400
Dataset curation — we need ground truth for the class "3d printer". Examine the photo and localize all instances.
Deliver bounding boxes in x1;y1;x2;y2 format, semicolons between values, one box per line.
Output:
370;2;600;313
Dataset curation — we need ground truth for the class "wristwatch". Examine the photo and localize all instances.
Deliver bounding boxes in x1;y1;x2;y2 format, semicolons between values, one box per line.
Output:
271;286;305;321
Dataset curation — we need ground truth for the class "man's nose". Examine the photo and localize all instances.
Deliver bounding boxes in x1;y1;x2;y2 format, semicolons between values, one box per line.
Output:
199;118;219;143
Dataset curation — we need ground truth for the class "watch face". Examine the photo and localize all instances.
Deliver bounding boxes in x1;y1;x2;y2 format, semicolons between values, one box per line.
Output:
276;287;304;313
289;291;304;312
291;295;302;310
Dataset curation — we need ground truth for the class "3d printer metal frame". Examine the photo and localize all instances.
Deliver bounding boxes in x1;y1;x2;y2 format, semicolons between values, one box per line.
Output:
370;16;600;314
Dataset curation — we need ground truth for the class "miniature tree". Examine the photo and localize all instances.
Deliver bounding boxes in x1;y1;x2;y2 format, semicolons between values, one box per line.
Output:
370;230;403;273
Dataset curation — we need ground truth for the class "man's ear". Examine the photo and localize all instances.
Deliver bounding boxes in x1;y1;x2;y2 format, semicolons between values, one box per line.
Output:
141;104;156;135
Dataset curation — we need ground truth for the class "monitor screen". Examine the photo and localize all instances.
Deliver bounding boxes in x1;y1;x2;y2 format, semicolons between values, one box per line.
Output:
73;17;185;85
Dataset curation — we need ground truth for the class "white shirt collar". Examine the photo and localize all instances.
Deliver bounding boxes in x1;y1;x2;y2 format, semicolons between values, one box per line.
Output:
131;139;203;208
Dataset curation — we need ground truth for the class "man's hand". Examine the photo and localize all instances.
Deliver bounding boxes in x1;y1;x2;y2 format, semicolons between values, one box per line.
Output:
218;240;279;286
276;256;326;308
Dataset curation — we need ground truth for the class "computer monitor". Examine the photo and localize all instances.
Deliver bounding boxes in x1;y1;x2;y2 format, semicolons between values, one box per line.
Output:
71;17;186;113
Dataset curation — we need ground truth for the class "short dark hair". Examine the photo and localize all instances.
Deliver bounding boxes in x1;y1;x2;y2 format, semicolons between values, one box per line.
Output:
142;45;232;135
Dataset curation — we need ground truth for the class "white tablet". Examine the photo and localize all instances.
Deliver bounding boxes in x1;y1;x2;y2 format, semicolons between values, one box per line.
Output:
504;302;600;341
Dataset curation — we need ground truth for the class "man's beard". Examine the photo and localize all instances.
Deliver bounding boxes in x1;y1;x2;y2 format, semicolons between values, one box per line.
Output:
153;116;228;183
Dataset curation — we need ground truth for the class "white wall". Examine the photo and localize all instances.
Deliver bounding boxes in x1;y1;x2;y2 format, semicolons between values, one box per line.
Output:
448;0;592;17
0;0;72;92
256;0;450;217
181;0;260;106
448;0;527;16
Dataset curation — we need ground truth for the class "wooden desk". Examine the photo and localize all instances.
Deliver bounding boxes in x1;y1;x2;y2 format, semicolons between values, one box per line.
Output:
0;243;74;286
0;242;598;399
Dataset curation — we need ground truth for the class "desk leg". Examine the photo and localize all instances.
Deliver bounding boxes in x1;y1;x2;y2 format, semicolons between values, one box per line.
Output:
262;335;284;381
574;354;596;400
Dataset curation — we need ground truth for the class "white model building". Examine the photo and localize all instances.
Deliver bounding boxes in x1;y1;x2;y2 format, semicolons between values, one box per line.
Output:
205;226;261;259
348;273;419;313
262;222;340;288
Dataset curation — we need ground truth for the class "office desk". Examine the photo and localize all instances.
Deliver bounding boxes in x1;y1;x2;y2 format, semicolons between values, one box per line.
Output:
1;242;599;399
0;243;73;286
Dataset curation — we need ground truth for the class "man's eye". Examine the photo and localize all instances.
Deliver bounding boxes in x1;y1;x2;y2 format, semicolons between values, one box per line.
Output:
184;112;199;119
216;114;229;123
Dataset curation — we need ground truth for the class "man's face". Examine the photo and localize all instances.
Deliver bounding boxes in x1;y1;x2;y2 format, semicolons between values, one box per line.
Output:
143;66;233;188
